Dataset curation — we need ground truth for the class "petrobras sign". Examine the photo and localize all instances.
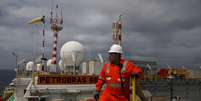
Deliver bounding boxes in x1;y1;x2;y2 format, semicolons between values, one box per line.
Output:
37;75;98;85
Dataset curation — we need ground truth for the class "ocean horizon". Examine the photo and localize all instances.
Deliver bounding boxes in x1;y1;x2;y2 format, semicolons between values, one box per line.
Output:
0;69;15;86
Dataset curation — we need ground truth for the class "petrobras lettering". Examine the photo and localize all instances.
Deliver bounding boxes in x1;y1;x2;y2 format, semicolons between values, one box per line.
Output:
37;75;98;85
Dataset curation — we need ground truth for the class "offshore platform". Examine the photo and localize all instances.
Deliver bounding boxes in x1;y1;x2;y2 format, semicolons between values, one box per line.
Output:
1;1;201;101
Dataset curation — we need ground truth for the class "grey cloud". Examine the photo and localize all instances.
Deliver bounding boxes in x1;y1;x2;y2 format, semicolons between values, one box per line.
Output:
1;0;201;69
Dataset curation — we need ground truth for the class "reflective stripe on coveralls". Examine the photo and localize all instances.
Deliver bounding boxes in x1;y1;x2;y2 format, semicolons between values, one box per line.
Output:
109;83;128;88
105;61;128;89
106;61;127;74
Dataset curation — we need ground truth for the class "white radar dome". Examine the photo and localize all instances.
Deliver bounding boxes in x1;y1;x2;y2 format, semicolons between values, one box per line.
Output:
26;61;34;71
60;41;85;66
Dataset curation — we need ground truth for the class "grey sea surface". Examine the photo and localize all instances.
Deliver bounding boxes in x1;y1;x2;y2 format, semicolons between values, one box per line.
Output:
0;69;15;86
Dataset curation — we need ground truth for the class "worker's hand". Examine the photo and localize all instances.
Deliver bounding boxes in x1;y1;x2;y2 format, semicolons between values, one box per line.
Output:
94;91;100;101
131;73;139;78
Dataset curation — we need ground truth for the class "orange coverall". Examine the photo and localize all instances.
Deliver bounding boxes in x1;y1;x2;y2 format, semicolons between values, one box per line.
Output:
96;60;143;101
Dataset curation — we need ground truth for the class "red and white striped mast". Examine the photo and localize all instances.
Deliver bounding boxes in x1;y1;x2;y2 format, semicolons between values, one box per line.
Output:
50;3;63;70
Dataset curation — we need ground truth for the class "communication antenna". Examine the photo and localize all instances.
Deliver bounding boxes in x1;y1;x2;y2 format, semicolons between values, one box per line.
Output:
41;16;47;68
50;2;63;72
50;0;53;24
60;5;63;25
112;15;123;45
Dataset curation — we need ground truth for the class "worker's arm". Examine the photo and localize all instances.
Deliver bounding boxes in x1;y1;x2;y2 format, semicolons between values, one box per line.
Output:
95;79;104;101
130;62;146;101
96;64;107;92
126;61;142;77
94;64;107;100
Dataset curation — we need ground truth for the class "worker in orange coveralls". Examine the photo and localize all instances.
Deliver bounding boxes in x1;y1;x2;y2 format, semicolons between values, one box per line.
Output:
94;44;146;101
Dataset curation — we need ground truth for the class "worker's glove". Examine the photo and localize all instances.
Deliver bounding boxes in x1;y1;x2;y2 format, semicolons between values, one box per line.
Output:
131;73;139;79
94;91;100;101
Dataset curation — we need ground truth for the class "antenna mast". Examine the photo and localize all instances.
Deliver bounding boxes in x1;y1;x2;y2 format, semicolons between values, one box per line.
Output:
41;16;47;71
112;15;123;46
50;2;63;72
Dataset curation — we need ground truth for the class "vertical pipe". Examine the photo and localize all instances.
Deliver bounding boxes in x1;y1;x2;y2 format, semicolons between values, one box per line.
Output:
41;16;46;71
169;78;173;101
132;77;136;101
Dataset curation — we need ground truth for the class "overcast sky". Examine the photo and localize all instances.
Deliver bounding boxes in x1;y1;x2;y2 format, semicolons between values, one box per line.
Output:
0;0;201;69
